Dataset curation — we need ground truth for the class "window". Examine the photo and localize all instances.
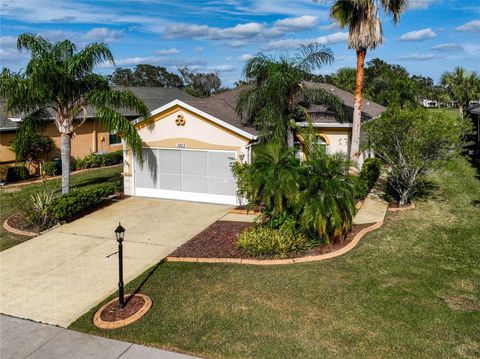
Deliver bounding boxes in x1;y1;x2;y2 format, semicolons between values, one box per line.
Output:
109;131;121;145
317;135;329;153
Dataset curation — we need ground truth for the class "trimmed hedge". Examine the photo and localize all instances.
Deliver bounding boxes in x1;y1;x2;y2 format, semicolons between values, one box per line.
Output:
359;158;382;189
6;166;30;182
42;161;59;176
75;150;123;170
49;183;116;221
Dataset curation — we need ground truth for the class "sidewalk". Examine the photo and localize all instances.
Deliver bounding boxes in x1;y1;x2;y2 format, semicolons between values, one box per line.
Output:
0;314;199;359
353;174;389;224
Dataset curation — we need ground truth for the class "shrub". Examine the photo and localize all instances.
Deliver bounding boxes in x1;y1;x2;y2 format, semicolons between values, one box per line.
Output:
352;176;369;200
42;161;58;176
359;157;382;189
75;151;123;170
49;183;116;221
237;226;312;257
6;166;30;182
9;132;55;165
28;188;55;229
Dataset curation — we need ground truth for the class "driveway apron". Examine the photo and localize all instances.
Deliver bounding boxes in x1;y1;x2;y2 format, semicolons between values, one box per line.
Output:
0;197;230;327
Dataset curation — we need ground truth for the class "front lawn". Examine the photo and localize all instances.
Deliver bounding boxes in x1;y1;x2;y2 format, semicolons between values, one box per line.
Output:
70;158;480;359
0;165;122;251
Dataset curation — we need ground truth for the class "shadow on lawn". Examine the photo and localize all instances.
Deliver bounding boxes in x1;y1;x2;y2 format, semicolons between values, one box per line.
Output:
124;260;164;305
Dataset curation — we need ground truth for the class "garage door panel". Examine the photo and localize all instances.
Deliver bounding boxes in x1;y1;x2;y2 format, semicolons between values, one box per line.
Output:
208;152;235;177
183;175;208;193
158;149;181;174
182;151;207;176
208;177;236;195
159;173;182;191
135;171;157;189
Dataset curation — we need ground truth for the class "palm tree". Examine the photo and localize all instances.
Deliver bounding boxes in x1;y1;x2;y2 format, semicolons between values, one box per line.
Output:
315;0;407;166
0;34;148;194
299;146;356;242
441;67;480;117
236;43;345;146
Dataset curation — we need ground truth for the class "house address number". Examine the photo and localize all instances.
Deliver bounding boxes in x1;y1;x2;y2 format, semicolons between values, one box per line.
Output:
176;143;187;148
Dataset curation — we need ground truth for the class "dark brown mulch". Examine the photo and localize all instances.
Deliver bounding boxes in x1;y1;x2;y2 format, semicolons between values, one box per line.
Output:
169;221;374;260
100;294;145;322
6;212;40;233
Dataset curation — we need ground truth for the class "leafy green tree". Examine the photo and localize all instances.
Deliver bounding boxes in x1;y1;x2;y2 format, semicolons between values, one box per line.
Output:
316;0;407;166
441;67;480;117
299;148;356;242
178;67;221;97
364;107;472;205
109;64;184;88
0;34;148;194
236;43;345;145
9;132;55;167
330;67;356;93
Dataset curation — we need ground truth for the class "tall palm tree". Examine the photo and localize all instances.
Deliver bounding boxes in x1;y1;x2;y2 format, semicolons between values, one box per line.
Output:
315;0;407;166
236;43;345;146
441;67;480;117
0;34;148;194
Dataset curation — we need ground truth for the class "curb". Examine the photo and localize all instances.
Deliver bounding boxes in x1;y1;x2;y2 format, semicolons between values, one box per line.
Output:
3;213;37;237
93;294;152;330
388;202;415;212
166;221;383;266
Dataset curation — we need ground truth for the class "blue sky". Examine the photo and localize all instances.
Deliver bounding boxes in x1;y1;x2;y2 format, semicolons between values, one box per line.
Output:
1;0;479;86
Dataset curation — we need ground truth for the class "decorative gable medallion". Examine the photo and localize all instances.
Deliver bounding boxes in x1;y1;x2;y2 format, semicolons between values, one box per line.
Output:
175;114;186;126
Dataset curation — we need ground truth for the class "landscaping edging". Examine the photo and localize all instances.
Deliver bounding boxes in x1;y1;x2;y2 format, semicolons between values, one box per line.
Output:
166;221;383;266
3;213;37;237
93;294;152;330
388;202;416;212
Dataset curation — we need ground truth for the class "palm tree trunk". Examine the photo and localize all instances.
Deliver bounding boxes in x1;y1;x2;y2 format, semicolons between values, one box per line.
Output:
61;133;71;195
350;49;366;166
459;104;464;117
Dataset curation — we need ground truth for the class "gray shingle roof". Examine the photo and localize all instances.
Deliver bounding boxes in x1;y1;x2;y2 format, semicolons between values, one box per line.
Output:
468;105;480;115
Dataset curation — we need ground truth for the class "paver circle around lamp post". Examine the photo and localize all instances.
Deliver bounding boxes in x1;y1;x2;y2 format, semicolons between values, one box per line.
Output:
93;222;152;330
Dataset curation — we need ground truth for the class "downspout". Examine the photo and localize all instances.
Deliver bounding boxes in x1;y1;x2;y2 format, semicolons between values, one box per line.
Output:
92;119;98;153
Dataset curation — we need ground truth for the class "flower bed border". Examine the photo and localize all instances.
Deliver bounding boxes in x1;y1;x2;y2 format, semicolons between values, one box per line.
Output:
388;202;415;212
166;221;383;266
93;294;152;330
3;213;37;237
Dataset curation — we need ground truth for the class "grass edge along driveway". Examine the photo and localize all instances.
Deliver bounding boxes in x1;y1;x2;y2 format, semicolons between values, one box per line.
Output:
70;158;480;359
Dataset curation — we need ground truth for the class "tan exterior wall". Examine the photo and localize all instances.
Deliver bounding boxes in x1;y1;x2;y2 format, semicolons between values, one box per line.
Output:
317;128;351;155
0;119;123;165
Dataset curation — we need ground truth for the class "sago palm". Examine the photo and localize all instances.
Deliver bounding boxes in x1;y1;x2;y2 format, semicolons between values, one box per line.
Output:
248;143;300;216
315;0;407;166
441;67;480;117
0;34;148;194
236;43;345;145
299;146;356;242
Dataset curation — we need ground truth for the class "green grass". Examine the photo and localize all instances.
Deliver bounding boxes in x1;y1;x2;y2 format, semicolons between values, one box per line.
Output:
427;107;459;120
70;158;480;359
0;165;122;251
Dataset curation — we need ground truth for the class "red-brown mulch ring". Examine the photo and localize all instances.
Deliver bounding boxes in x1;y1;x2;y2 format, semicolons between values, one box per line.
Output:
93;293;152;330
388;202;416;212
169;221;373;260
3;212;39;237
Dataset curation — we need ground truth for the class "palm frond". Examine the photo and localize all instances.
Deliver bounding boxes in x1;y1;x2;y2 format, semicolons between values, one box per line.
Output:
67;43;114;77
296;43;334;73
17;33;51;57
86;89;149;118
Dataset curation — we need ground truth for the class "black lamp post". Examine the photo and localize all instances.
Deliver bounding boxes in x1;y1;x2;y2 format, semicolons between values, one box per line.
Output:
115;222;125;308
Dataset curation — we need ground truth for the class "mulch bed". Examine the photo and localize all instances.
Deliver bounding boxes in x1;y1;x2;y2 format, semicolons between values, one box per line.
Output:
6;212;40;234
169;221;373;260
99;294;145;322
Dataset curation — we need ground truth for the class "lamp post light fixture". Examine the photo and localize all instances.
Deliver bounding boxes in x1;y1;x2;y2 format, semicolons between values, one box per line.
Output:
115;222;125;308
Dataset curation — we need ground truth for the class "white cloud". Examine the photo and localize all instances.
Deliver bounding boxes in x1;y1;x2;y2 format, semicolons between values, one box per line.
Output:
241;53;254;60
83;27;123;42
273;16;318;31
0;36;18;46
193;46;204;52
408;0;434;9
264;31;348;50
431;43;463;51
99;55;207;68
455;20;480;32
207;64;236;72
399;28;437;41
399;53;437;61
154;48;180;55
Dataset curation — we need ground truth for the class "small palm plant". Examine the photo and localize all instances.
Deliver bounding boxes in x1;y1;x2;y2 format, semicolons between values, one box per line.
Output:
0;34;148;195
299;146;356;242
247;143;300;218
29;187;55;229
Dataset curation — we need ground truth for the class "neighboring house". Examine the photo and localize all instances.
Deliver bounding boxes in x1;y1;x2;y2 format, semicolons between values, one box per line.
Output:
0;87;196;166
124;83;386;205
467;105;480;157
422;99;439;108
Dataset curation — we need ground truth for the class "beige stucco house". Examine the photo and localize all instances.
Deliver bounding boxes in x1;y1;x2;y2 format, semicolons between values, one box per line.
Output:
124;83;386;205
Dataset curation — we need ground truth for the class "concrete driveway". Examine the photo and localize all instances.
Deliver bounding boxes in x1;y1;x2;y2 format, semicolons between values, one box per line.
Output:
0;197;230;327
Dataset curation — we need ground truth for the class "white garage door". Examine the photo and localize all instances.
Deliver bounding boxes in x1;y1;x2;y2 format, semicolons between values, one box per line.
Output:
133;148;238;204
